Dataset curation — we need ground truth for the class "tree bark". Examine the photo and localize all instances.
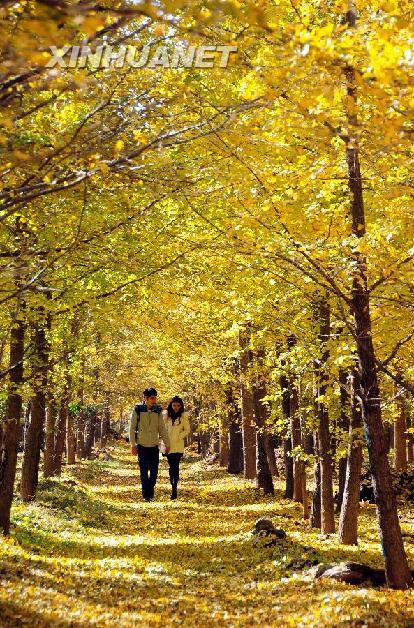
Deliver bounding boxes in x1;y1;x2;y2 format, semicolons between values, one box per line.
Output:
394;391;407;472
21;316;49;501
343;9;412;586
76;406;86;460
66;405;76;465
241;400;256;479
315;296;335;534
199;431;209;457
219;421;229;467
255;429;274;494
226;381;244;474
22;403;30;453
84;406;97;458
336;368;350;513
239;328;256;480
290;378;304;503
0;315;25;534
300;411;309;519
280;373;294;498
286;334;305;503
227;420;243;474
407;411;414;464
212;428;220;455
94;410;102;447
53;394;69;475
43;396;56;477
310;432;321;529
339;370;363;545
252;351;274;495
76;363;86;460
384;423;392;455
100;401;110;448
264;434;278;477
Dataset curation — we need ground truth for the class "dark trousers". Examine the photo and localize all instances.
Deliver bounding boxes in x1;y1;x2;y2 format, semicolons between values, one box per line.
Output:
167;452;183;487
137;445;159;499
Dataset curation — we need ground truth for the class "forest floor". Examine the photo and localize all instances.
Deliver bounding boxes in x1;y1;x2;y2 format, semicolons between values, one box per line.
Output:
1;442;414;627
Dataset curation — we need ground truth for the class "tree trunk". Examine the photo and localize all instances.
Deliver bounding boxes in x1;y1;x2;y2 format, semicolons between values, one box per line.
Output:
351;219;411;587
339;370;363;545
264;434;278;477
407;411;413;464
226;383;244;474
239;329;256;480
290;378;304;503
187;413;194;446
315;296;335;534
199;431;209;457
283;437;294;499
255;429;274;494
310;432;321;529
43;396;56;478
76;365;86;460
84;406;97;458
100;401;110;449
219;421;229;467
213;429;220;455
302;467;309;520
286;334;305;503
227;421;243;474
76;406;86;460
384;422;392;455
94;411;102;448
241;397;256;479
21;318;49;501
336;368;350;513
23;403;30;453
0;316;25;534
343;12;412;586
252;352;274;495
300;411;309;520
394;392;407;472
53;395;68;475
66;406;76;465
280;373;294;498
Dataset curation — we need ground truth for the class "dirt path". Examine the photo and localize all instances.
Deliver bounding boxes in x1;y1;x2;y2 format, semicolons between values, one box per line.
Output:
1;442;414;627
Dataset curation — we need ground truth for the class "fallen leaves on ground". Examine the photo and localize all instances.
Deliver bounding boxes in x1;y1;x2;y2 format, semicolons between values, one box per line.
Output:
1;443;414;627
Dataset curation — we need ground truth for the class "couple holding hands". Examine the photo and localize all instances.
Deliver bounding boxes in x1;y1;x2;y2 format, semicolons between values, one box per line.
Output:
129;387;190;501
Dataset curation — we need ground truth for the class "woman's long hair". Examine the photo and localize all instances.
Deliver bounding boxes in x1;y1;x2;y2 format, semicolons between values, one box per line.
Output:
167;396;185;425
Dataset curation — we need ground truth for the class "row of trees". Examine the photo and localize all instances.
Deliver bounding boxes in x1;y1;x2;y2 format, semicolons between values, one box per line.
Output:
1;0;414;588
193;329;414;545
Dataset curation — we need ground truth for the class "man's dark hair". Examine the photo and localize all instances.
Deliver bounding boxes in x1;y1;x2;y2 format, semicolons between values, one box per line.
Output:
143;387;157;398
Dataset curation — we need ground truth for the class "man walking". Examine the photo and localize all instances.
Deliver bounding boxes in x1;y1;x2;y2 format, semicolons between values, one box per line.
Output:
129;388;170;501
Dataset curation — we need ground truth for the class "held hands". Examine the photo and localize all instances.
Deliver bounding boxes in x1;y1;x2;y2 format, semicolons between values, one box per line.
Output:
160;442;169;456
131;444;168;455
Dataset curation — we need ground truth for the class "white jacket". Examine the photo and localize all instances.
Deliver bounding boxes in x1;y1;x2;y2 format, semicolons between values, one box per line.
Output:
163;412;190;454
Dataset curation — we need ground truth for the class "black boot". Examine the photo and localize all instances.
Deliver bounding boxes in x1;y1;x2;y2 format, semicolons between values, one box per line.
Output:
170;484;177;500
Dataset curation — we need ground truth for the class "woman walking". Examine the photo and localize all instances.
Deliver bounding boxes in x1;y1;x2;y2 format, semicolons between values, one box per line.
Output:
164;396;190;500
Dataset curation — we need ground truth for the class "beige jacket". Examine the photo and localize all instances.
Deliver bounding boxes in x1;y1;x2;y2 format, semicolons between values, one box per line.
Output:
164;412;190;454
129;404;170;448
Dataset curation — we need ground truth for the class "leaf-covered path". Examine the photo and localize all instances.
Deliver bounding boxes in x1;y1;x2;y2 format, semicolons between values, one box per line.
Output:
1;442;414;627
